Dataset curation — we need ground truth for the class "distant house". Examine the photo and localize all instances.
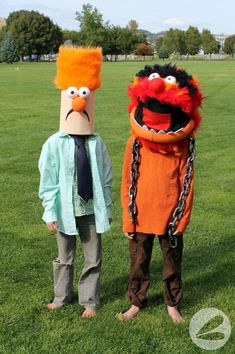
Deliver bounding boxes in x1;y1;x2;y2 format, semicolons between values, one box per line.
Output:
213;33;231;52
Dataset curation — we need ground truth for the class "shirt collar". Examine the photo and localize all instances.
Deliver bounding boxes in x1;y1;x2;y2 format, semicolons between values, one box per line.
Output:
58;132;97;139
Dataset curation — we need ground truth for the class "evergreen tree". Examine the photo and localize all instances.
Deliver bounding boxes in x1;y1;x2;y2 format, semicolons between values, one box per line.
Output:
0;32;20;63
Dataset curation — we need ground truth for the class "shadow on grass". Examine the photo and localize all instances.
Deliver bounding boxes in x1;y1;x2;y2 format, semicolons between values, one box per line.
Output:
182;232;234;309
100;274;128;306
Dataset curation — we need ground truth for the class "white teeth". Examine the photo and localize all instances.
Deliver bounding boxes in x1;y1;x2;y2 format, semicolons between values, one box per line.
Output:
141;125;182;135
175;128;183;133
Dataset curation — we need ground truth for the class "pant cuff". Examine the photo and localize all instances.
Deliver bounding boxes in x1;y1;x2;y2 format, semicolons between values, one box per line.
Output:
127;289;147;309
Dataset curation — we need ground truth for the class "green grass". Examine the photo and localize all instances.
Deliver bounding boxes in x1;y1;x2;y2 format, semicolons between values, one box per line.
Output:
0;60;234;354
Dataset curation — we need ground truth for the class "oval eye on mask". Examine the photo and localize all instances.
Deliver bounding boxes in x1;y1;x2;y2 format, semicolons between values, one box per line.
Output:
78;87;90;98
148;73;160;80
164;76;177;84
66;86;79;98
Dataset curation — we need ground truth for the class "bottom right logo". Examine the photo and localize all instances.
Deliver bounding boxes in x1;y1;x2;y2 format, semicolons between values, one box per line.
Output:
189;307;231;350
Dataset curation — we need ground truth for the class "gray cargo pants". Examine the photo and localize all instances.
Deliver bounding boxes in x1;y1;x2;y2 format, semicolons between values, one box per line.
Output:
52;215;102;310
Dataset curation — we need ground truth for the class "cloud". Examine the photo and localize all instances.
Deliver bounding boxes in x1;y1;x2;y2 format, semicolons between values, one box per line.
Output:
162;18;184;26
0;1;78;29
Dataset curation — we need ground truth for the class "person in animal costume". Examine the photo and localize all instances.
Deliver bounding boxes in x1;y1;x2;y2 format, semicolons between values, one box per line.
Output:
118;63;203;322
38;46;112;318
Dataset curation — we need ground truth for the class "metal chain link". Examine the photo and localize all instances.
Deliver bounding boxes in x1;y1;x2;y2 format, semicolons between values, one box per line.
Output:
168;138;196;248
128;139;140;225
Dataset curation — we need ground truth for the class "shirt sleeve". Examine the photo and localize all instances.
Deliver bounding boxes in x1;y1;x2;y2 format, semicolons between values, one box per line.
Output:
38;139;59;223
100;139;112;219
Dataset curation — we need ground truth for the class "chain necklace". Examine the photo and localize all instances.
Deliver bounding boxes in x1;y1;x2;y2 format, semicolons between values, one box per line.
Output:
128;139;141;225
128;137;195;248
167;137;195;248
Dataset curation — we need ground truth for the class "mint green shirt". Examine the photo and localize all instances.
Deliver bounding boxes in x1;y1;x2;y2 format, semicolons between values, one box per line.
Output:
38;133;112;235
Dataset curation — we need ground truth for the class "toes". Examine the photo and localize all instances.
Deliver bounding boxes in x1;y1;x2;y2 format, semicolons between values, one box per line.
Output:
116;307;140;321
81;309;96;318
47;303;61;311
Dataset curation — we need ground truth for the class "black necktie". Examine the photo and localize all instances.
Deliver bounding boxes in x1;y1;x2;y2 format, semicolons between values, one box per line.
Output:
70;135;93;202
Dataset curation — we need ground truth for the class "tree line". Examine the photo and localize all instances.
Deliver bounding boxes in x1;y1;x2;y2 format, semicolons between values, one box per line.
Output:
0;3;235;63
157;27;217;60
156;27;235;59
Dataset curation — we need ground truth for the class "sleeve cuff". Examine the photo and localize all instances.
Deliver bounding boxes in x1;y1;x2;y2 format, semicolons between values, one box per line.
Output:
42;210;57;224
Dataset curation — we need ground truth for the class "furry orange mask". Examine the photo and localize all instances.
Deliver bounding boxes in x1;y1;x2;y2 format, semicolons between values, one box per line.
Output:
54;46;102;135
128;64;203;145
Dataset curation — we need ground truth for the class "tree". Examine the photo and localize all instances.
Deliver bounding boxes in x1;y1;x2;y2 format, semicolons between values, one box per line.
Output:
62;30;81;45
161;28;187;58
0;27;6;43
119;27;142;60
173;29;187;58
185;26;201;56
201;29;219;58
134;43;153;59
0;32;20;63
0;18;6;42
155;36;164;53
224;35;235;55
75;4;148;59
106;26;122;61
158;43;169;60
127;19;138;33
6;10;62;60
163;28;178;55
75;3;108;46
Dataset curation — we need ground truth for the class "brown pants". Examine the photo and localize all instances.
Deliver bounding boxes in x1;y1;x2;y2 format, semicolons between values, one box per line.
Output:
127;233;183;308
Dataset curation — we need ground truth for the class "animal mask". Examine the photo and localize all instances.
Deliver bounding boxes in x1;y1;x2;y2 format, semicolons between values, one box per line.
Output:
128;63;203;144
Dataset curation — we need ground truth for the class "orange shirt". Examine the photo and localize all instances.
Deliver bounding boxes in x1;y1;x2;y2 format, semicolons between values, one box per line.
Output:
121;136;194;235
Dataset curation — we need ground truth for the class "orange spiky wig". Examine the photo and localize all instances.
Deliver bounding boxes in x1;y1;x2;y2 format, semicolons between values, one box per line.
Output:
54;46;102;91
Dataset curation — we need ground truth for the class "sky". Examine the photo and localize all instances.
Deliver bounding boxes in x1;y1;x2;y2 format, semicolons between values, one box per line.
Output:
0;0;234;35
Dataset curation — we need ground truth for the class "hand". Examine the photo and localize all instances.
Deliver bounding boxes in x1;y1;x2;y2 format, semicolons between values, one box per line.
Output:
46;222;58;234
124;232;135;240
173;231;182;237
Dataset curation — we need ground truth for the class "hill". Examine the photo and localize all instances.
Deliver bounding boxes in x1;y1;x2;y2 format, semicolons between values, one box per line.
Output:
138;29;166;45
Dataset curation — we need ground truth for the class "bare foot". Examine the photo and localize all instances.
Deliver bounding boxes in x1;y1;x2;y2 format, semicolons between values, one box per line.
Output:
167;305;185;323
81;308;96;318
116;305;140;321
47;303;61;311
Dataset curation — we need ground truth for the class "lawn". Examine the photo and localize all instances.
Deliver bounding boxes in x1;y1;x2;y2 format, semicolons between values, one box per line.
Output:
0;59;234;354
